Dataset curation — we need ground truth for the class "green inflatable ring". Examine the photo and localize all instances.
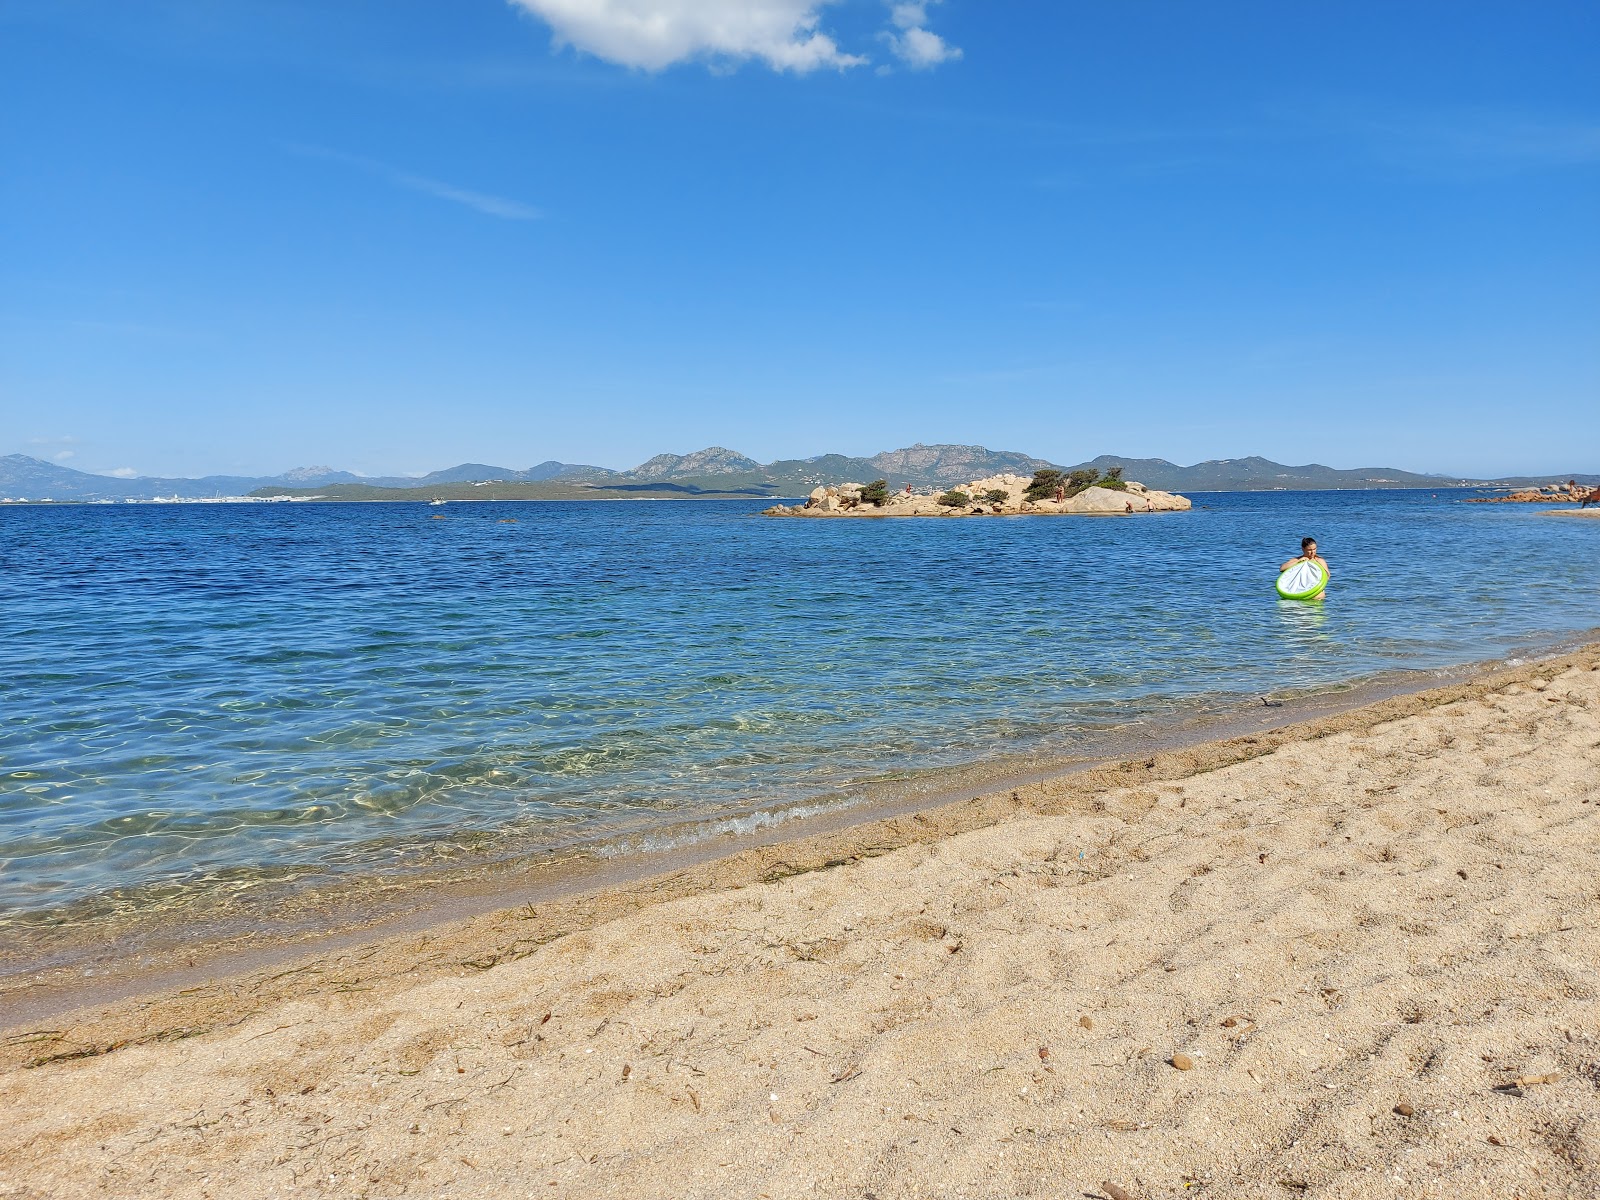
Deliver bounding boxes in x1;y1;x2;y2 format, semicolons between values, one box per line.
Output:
1276;560;1327;600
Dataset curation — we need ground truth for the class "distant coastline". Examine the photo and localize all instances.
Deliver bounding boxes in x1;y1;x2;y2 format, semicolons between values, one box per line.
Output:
0;484;1585;507
4;444;1595;504
0;486;1520;507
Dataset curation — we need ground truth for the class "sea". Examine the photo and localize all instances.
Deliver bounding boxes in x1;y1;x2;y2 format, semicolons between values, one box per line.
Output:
2;490;1596;939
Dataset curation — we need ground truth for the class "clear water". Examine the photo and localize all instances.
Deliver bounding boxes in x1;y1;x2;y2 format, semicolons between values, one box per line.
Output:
2;492;1595;924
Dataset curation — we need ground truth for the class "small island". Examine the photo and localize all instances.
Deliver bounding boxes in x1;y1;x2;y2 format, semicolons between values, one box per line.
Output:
1466;481;1598;505
764;467;1191;518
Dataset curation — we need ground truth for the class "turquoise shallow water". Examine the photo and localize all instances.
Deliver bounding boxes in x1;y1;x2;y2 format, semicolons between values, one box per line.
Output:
1;492;1596;924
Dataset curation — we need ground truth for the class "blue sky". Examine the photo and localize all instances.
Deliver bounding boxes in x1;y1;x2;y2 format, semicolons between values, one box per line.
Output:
2;1;1596;479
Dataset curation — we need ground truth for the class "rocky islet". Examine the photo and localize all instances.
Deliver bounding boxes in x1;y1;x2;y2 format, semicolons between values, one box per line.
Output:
764;472;1192;518
1467;481;1599;505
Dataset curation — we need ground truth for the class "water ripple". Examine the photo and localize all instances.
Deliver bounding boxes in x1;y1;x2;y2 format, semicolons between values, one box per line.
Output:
1;492;1596;922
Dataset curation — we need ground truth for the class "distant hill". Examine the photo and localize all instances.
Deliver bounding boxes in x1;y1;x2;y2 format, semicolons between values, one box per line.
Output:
628;447;761;480
257;479;780;503
868;443;1054;483
276;465;363;485
355;461;616;488
246;446;1586;501
1486;473;1600;489
0;455;364;501
2;445;1078;501
4;447;1596;503
0;455;618;501
1057;455;1473;493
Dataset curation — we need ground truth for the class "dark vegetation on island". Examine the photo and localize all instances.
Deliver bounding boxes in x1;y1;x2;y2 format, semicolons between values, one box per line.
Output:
1020;466;1126;503
857;479;891;507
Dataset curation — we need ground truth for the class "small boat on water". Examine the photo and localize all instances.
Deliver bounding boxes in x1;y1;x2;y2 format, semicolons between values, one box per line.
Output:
429;497;448;506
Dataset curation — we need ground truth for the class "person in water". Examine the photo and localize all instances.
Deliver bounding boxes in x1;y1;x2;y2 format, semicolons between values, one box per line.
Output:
1280;536;1330;591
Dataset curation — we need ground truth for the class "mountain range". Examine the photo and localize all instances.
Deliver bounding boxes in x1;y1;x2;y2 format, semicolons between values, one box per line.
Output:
3;447;1595;503
0;454;616;500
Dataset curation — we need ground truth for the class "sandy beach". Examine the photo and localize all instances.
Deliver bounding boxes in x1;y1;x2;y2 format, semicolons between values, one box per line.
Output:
3;648;1598;1198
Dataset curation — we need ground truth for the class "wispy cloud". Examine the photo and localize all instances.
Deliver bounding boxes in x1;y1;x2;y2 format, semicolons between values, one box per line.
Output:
288;144;542;220
1016;105;1600;190
1355;110;1600;171
101;467;139;479
28;435;80;462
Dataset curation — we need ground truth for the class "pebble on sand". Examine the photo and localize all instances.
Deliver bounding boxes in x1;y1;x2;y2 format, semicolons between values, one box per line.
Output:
1171;1053;1195;1071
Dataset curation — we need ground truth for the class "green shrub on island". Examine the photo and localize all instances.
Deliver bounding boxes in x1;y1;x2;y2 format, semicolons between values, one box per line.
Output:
1023;469;1064;501
938;490;971;507
1021;467;1133;503
859;479;891;507
1066;468;1098;495
981;488;1010;504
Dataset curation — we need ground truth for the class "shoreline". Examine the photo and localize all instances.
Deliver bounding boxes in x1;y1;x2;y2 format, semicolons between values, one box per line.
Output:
3;642;1597;1197
4;637;1596;1042
6;648;1530;986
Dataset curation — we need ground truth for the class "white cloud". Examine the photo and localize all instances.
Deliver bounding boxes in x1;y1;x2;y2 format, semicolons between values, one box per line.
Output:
102;467;139;478
53;450;75;461
507;0;867;72
883;0;960;68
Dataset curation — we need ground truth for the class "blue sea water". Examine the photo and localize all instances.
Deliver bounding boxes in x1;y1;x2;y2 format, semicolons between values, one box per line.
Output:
1;492;1596;925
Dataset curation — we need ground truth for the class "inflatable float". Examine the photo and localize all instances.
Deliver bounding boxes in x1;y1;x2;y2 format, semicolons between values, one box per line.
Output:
1276;560;1327;600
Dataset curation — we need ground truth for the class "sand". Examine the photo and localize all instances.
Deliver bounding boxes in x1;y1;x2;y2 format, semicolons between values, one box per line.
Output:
2;651;1598;1199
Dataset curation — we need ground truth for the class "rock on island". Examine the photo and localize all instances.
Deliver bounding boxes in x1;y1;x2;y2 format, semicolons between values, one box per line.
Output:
1466;481;1599;505
763;468;1191;518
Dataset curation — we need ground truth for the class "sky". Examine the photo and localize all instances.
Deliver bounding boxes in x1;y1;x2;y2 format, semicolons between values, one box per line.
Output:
2;0;1597;480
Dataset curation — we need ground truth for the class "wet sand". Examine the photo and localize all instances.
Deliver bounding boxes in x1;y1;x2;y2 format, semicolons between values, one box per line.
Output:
0;653;1537;1018
2;647;1598;1198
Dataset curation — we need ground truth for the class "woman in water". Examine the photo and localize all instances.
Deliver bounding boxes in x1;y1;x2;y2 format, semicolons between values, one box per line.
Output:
1280;536;1330;595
